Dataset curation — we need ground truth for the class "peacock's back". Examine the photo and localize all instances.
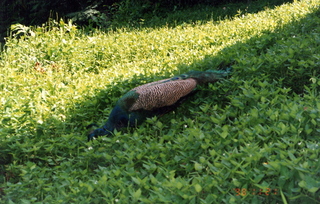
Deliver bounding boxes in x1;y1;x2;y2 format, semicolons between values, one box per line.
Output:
127;78;197;111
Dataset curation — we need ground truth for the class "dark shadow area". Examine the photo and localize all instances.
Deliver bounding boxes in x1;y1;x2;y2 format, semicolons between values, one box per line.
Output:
0;0;293;50
117;0;294;29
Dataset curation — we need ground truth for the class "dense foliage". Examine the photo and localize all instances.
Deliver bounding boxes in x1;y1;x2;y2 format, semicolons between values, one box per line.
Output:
1;0;320;203
0;0;292;46
0;0;265;27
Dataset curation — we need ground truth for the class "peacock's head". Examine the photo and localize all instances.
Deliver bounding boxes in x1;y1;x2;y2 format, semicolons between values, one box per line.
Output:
87;127;112;141
87;131;96;142
86;105;132;141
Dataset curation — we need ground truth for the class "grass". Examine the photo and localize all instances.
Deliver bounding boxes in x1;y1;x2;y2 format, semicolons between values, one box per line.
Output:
1;0;320;203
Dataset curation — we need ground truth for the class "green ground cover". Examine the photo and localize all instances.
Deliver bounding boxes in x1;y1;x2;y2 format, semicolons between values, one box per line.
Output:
0;0;320;203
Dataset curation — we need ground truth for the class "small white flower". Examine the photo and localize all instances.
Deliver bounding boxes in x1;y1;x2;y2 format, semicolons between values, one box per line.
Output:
88;146;93;150
116;140;120;143
115;199;119;202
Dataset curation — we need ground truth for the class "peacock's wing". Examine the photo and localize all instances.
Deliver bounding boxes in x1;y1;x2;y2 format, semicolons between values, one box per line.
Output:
128;78;197;111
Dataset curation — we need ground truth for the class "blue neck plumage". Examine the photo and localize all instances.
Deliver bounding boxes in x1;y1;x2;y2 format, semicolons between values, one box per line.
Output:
95;127;113;136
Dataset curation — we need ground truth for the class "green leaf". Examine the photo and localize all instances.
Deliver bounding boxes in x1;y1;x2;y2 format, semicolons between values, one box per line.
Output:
232;178;241;186
253;174;265;183
132;177;141;185
87;184;94;193
299;175;320;193
210;116;220;124
194;184;202;193
176;182;183;190
280;188;288;204
132;188;142;200
194;162;203;171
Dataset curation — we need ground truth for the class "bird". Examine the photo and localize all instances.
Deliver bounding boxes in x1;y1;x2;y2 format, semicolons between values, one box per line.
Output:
87;68;232;141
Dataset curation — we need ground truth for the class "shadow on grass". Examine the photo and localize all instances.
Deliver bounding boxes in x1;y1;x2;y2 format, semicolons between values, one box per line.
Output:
121;0;294;29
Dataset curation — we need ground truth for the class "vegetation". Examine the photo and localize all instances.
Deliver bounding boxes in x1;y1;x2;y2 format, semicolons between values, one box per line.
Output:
0;0;291;47
1;0;320;203
0;0;252;44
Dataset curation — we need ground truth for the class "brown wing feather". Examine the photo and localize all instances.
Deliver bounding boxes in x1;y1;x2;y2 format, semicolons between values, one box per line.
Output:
129;78;197;111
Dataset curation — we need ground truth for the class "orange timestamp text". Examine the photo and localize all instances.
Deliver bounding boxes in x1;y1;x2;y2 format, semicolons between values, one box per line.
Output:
233;188;278;196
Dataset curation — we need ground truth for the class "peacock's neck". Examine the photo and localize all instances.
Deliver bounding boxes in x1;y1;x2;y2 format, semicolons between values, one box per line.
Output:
94;124;113;136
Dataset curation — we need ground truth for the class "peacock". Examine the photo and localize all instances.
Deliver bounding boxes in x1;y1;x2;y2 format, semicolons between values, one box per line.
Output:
87;68;232;141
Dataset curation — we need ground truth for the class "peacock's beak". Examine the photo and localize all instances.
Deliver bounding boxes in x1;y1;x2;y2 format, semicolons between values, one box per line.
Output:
87;123;98;142
87;132;95;142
